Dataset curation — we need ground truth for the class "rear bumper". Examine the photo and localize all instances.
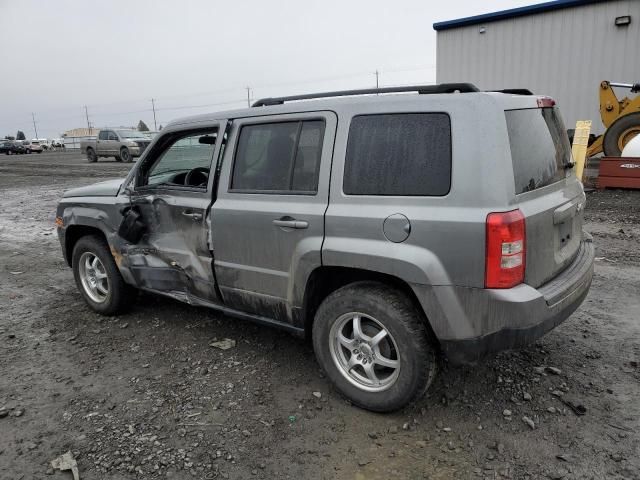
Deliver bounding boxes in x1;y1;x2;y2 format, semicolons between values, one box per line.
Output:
436;234;594;364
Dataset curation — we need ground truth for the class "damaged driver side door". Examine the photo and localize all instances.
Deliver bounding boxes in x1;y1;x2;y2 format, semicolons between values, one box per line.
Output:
124;123;223;304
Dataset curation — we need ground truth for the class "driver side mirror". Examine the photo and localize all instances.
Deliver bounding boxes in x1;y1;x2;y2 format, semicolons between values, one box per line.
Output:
199;135;216;145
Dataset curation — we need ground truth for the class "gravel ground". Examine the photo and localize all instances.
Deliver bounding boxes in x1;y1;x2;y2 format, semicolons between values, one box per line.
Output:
1;152;639;480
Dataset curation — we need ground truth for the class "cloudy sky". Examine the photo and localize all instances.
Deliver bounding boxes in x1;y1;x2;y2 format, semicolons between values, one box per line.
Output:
0;0;531;138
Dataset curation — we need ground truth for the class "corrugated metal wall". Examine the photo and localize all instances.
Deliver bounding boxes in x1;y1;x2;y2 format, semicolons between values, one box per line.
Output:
436;0;640;133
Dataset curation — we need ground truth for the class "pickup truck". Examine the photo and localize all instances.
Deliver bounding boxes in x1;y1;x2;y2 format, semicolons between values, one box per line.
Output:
81;129;151;163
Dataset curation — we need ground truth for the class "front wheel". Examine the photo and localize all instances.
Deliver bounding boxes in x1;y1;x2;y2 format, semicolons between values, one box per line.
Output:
120;147;132;163
312;281;437;412
86;148;97;163
72;235;137;315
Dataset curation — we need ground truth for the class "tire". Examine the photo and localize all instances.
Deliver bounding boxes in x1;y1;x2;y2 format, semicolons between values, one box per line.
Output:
86;148;97;163
603;112;640;157
71;235;137;315
120;147;132;163
312;281;437;412
115;156;123;162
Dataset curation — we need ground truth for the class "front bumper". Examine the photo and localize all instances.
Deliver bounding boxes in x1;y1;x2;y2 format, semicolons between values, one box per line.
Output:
438;234;594;364
127;146;142;156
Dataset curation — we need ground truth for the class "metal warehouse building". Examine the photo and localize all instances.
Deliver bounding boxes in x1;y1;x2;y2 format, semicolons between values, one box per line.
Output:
434;0;640;134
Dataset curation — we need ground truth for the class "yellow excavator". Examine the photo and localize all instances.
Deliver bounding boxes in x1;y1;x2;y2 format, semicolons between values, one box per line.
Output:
587;81;640;157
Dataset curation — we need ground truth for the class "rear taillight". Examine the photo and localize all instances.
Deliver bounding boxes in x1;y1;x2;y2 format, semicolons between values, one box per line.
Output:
485;209;526;288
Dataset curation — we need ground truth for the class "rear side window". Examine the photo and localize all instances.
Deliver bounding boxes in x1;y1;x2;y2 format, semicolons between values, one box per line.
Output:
231;120;325;193
506;107;571;194
343;113;451;196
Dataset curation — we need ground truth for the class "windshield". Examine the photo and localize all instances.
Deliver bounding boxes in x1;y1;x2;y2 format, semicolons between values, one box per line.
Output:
116;130;148;139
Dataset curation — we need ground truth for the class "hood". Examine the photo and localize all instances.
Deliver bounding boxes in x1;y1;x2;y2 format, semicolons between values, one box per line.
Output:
63;178;124;198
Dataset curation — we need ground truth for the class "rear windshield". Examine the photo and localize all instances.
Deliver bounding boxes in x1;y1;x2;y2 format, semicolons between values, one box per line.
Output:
506;107;572;194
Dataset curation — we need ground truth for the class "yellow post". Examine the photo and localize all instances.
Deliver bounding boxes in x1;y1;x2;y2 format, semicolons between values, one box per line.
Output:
572;120;592;182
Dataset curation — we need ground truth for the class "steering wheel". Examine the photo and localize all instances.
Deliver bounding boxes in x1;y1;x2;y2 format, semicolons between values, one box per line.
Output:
184;167;209;187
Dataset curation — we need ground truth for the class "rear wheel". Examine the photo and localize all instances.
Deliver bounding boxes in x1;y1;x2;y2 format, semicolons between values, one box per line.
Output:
120;147;132;163
603;112;640;156
72;235;137;315
312;281;437;412
86;148;97;163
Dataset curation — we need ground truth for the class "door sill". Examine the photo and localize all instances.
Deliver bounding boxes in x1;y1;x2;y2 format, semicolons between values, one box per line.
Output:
139;287;305;336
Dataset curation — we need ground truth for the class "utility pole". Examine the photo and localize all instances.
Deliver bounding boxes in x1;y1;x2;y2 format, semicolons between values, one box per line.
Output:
84;105;91;132
246;87;251;107
375;70;380;89
31;113;39;139
151;98;158;131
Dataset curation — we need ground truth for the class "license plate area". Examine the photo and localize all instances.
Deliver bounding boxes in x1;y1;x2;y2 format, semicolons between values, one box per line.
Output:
556;219;574;250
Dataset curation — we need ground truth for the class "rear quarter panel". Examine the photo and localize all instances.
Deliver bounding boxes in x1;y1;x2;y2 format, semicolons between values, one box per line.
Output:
323;93;517;289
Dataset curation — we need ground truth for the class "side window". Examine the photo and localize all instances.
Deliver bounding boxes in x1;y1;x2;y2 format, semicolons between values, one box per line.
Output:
107;131;118;141
231;120;325;193
343;113;451;196
141;130;217;188
98;130;108;140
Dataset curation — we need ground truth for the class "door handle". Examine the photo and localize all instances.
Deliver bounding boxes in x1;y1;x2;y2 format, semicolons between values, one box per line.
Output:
182;211;203;221
273;217;309;229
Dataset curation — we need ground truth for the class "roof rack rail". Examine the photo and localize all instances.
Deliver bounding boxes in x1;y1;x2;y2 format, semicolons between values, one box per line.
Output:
252;83;480;107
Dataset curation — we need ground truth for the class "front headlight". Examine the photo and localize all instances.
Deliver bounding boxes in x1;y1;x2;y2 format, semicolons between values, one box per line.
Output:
127;141;139;147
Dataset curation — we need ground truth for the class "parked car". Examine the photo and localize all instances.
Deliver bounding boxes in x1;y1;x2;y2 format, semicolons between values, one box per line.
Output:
0;141;13;154
1;141;23;155
56;84;594;412
28;140;43;153
80;129;151;163
36;138;50;150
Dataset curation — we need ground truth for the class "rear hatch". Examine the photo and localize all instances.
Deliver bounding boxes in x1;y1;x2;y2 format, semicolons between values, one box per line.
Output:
505;103;585;288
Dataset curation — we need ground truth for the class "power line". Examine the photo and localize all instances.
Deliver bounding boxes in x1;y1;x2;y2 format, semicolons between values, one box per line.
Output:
1;64;439;135
155;98;246;112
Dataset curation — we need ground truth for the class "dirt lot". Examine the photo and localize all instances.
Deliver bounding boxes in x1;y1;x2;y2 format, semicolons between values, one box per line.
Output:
1;151;639;480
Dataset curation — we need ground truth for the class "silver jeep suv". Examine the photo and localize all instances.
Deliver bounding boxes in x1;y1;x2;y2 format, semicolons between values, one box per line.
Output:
56;84;594;412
